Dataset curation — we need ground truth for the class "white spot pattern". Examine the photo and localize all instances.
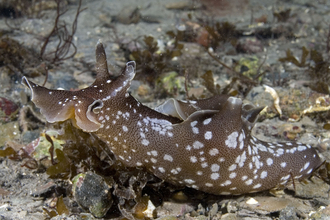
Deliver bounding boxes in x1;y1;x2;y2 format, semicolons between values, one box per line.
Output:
203;118;212;125
193;141;204;149
211;164;220;172
266;158;273;166
225;132;238;149
164;154;173;162
190;156;197;163
260;171;267;179
209;148;219;156
204;131;212;140
211;173;220;180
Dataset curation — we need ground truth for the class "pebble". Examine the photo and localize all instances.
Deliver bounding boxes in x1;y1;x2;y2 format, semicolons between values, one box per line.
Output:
72;172;113;218
244;196;313;216
279;206;298;220
220;213;238;220
208;203;219;218
21;130;40;144
288;176;330;199
165;1;202;10
117;5;140;24
155;201;194;218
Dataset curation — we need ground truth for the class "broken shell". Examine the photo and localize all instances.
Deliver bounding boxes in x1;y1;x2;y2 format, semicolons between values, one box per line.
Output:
142;200;156;218
264;85;282;116
246;198;259;205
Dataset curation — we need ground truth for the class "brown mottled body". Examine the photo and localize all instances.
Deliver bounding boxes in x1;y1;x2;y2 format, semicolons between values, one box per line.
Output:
22;41;322;195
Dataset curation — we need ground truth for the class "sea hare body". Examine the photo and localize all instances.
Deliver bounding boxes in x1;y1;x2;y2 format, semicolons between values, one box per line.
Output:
22;41;322;195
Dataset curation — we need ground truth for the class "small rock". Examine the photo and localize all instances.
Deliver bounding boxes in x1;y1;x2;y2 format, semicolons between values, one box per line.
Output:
20;19;54;37
196;203;206;215
195;216;208;220
141;14;161;23
155;201;195;218
308;206;330;220
117;5;140;24
220;213;238;220
244;196;313;216
50;213;86;220
322;204;330;216
21;131;40;144
219;199;240;214
237;37;264;54
165;1;202;10
0;187;11;197
289;176;330;199
279;206;298;220
156;216;178;220
245;197;284;213
72;172;113;218
208;203;218;218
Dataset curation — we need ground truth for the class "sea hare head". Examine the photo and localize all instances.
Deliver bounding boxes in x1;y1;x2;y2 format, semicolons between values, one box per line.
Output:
22;41;136;132
22;77;103;132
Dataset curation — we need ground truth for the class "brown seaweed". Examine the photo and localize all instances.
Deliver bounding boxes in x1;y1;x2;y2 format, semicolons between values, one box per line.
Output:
203;21;239;50
39;0;86;65
279;47;330;94
130;34;184;84
0;37;41;76
273;9;292;22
